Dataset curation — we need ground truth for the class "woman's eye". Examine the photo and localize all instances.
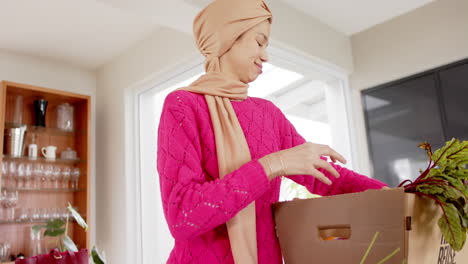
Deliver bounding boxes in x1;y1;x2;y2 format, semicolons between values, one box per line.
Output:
257;41;263;47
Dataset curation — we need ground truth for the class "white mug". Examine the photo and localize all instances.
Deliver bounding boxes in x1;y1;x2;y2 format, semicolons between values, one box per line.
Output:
41;146;57;160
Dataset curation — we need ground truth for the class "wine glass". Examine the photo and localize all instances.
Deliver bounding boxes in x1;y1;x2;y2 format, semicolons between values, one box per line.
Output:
60;207;69;220
33;163;44;189
51;208;61;220
0;191;6;222
1;161;9;188
16;162;26;189
39;208;48;222
25;163;33;189
71;168;80;190
51;166;61;189
8;161;17;188
5;191;18;221
43;165;53;189
62;166;71;189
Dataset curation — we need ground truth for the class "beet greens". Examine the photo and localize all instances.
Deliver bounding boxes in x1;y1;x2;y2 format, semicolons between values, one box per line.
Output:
398;138;468;251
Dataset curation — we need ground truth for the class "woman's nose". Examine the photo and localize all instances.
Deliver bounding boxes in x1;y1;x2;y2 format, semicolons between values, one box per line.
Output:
260;50;269;62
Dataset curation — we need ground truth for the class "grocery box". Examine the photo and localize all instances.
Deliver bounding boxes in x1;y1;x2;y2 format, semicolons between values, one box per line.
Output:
274;188;468;264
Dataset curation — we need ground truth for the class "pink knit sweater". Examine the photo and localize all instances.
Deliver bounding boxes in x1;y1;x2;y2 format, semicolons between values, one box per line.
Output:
157;90;387;263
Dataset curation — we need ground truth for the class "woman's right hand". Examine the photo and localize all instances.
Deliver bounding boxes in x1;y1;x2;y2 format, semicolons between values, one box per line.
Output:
258;142;347;185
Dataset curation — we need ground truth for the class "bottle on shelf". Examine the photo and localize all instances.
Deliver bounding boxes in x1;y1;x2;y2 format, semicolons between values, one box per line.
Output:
28;133;38;160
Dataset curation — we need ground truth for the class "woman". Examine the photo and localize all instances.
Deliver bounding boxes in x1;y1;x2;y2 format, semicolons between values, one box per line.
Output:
157;0;388;263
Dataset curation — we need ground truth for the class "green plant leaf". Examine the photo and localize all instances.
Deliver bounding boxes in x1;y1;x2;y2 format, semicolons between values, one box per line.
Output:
44;228;66;237
62;234;78;252
438;203;466;251
401;139;468;252
91;246;106;264
433;139;468;169
47;219;65;229
68;203;88;231
416;184;445;195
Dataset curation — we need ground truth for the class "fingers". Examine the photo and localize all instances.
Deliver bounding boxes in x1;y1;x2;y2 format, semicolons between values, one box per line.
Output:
316;159;340;178
320;145;347;164
310;168;332;185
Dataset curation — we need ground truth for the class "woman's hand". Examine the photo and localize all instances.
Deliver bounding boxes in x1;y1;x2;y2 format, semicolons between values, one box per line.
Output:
259;142;347;185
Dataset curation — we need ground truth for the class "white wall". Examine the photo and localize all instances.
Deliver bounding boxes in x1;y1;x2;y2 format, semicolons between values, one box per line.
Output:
0;50;96;95
349;0;468;177
268;0;354;73
0;49;97;247
95;26;198;264
96;6;354;262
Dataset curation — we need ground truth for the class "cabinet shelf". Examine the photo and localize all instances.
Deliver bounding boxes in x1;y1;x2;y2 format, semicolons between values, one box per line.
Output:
4;122;82;136
2;155;85;164
0;218;80;225
1;187;86;193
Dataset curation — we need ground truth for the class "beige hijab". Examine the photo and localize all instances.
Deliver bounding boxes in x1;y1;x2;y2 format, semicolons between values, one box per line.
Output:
177;0;272;263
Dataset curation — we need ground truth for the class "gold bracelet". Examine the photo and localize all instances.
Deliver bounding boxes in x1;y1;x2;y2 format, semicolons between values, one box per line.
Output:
278;152;286;176
264;157;274;177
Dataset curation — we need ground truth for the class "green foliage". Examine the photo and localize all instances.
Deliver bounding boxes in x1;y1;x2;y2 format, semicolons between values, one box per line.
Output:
91;246;105;264
68;203;88;231
399;138;468;251
32;203;105;263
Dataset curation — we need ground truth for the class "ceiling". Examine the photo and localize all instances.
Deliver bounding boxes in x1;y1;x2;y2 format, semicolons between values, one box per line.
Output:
286;0;435;35
0;0;435;70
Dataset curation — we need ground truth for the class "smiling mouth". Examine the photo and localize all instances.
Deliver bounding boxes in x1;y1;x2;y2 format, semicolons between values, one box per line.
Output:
255;63;263;72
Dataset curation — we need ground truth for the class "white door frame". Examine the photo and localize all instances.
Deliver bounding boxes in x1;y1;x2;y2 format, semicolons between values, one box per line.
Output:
123;46;363;263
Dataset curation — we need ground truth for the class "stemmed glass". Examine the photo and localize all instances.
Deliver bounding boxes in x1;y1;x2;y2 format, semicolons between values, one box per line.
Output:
16;162;26;189
43;165;53;189
1;161;9;188
39;208;48;222
25;163;33;189
51;166;61;189
60;207;69;220
8;161;17;188
33;163;44;189
5;191;19;221
62;166;71;189
71;168;80;190
0;191;6;222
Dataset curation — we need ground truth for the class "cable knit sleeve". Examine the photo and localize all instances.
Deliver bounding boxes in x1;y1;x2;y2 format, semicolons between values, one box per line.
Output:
157;91;270;240
271;102;388;196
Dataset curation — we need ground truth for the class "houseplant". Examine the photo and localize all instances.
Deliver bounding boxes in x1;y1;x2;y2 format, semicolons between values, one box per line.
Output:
32;203;106;264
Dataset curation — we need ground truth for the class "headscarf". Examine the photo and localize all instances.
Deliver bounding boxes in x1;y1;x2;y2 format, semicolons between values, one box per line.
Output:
176;0;272;263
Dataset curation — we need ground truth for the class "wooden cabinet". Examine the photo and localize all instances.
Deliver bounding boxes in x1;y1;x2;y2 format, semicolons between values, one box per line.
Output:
0;81;90;260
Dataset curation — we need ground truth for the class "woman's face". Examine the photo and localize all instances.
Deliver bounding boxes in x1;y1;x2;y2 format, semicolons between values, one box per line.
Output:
219;20;271;84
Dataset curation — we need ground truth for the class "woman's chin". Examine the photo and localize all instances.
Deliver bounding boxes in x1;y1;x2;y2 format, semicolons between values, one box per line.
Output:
246;73;260;83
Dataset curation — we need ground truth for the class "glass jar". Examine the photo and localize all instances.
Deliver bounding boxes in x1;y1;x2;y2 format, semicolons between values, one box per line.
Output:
56;103;74;131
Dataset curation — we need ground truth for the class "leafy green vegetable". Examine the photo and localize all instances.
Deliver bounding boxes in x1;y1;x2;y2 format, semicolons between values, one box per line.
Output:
398;138;468;251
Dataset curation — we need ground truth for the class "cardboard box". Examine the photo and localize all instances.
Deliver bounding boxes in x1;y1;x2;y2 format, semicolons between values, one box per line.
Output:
274;188;468;264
